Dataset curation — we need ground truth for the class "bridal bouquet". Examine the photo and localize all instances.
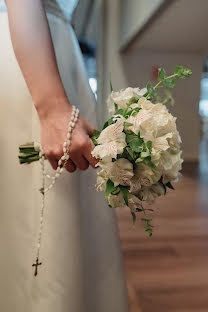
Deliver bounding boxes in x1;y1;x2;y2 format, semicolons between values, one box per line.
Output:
90;66;191;235
19;66;192;236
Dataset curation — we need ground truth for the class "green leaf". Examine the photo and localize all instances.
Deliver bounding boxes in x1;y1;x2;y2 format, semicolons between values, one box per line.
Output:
141;151;150;158
158;68;167;81
131;212;136;225
159;181;167;195
110;76;113;92
135;157;143;163
163;77;178;88
166;181;175;190
111;189;120;195
102;116;115;129
92;129;100;138
114;103;118;111
105;179;117;200
141;218;153;237
125;147;136;161
146;141;152;150
132;107;142;116
91;136;98;146
141;218;152;223
174;66;192;78
146;81;157;99
147;81;153;94
126;134;143;153
124;122;133;128
143;157;157;169
129;97;138;105
119;185;129;206
91;129;100;146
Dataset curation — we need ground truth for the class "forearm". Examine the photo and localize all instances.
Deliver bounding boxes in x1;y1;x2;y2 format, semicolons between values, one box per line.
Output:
6;0;70;117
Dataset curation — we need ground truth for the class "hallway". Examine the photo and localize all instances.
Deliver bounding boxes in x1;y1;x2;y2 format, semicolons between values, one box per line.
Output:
116;160;208;312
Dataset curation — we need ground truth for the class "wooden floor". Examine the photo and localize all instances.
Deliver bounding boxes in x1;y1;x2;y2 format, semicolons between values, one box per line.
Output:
116;160;208;312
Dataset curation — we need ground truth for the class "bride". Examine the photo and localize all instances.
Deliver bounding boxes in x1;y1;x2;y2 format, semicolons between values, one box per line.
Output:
0;0;129;311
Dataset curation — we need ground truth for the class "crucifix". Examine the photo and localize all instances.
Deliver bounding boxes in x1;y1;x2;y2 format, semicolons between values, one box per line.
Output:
32;257;42;276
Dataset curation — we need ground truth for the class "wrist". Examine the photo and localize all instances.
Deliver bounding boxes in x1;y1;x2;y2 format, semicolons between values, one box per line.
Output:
35;95;72;121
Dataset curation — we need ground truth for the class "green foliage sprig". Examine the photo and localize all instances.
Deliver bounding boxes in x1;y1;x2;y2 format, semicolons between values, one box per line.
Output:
145;66;192;103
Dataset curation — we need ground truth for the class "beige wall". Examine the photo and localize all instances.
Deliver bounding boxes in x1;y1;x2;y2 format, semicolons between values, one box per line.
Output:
120;0;164;49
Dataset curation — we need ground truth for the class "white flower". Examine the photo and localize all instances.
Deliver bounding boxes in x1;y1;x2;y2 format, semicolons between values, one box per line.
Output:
152;133;173;151
107;87;147;114
108;193;126;209
128;194;143;212
91;119;126;160
129;163;161;194
137;186;158;205
99;158;134;187
96;170;107;191
151;183;165;196
127;97;181;160
108;192;143;213
159;151;183;183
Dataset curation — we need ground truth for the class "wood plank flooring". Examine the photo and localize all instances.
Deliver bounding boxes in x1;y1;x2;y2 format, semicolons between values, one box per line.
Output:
116;162;208;312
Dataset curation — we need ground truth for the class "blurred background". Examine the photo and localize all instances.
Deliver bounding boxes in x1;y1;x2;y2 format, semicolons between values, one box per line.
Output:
76;0;208;311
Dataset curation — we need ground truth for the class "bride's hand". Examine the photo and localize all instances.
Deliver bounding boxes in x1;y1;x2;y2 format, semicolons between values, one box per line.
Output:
37;98;98;173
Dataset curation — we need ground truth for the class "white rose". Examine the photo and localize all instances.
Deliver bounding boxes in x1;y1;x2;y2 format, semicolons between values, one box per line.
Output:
151;183;165;196
161;151;183;183
107;87;147;114
137;186;158;205
129;163;161;194
99;158;134;187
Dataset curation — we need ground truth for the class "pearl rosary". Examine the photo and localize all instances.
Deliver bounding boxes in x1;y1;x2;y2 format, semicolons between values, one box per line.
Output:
32;105;79;276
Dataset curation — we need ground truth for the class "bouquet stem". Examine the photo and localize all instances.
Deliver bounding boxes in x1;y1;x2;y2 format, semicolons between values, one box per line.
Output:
18;142;43;164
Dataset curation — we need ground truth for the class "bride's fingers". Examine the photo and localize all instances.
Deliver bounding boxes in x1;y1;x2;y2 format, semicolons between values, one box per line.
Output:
47;156;58;170
70;152;89;171
85;120;95;137
65;159;77;173
83;138;99;168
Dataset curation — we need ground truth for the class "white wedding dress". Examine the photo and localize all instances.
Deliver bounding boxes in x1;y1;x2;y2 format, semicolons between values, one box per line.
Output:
0;1;129;311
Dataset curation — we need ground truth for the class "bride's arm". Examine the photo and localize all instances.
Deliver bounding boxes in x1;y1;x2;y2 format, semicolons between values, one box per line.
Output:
6;0;97;171
6;0;66;111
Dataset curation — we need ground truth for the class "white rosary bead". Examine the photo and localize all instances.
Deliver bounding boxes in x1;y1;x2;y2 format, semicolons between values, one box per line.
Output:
34;107;80;273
